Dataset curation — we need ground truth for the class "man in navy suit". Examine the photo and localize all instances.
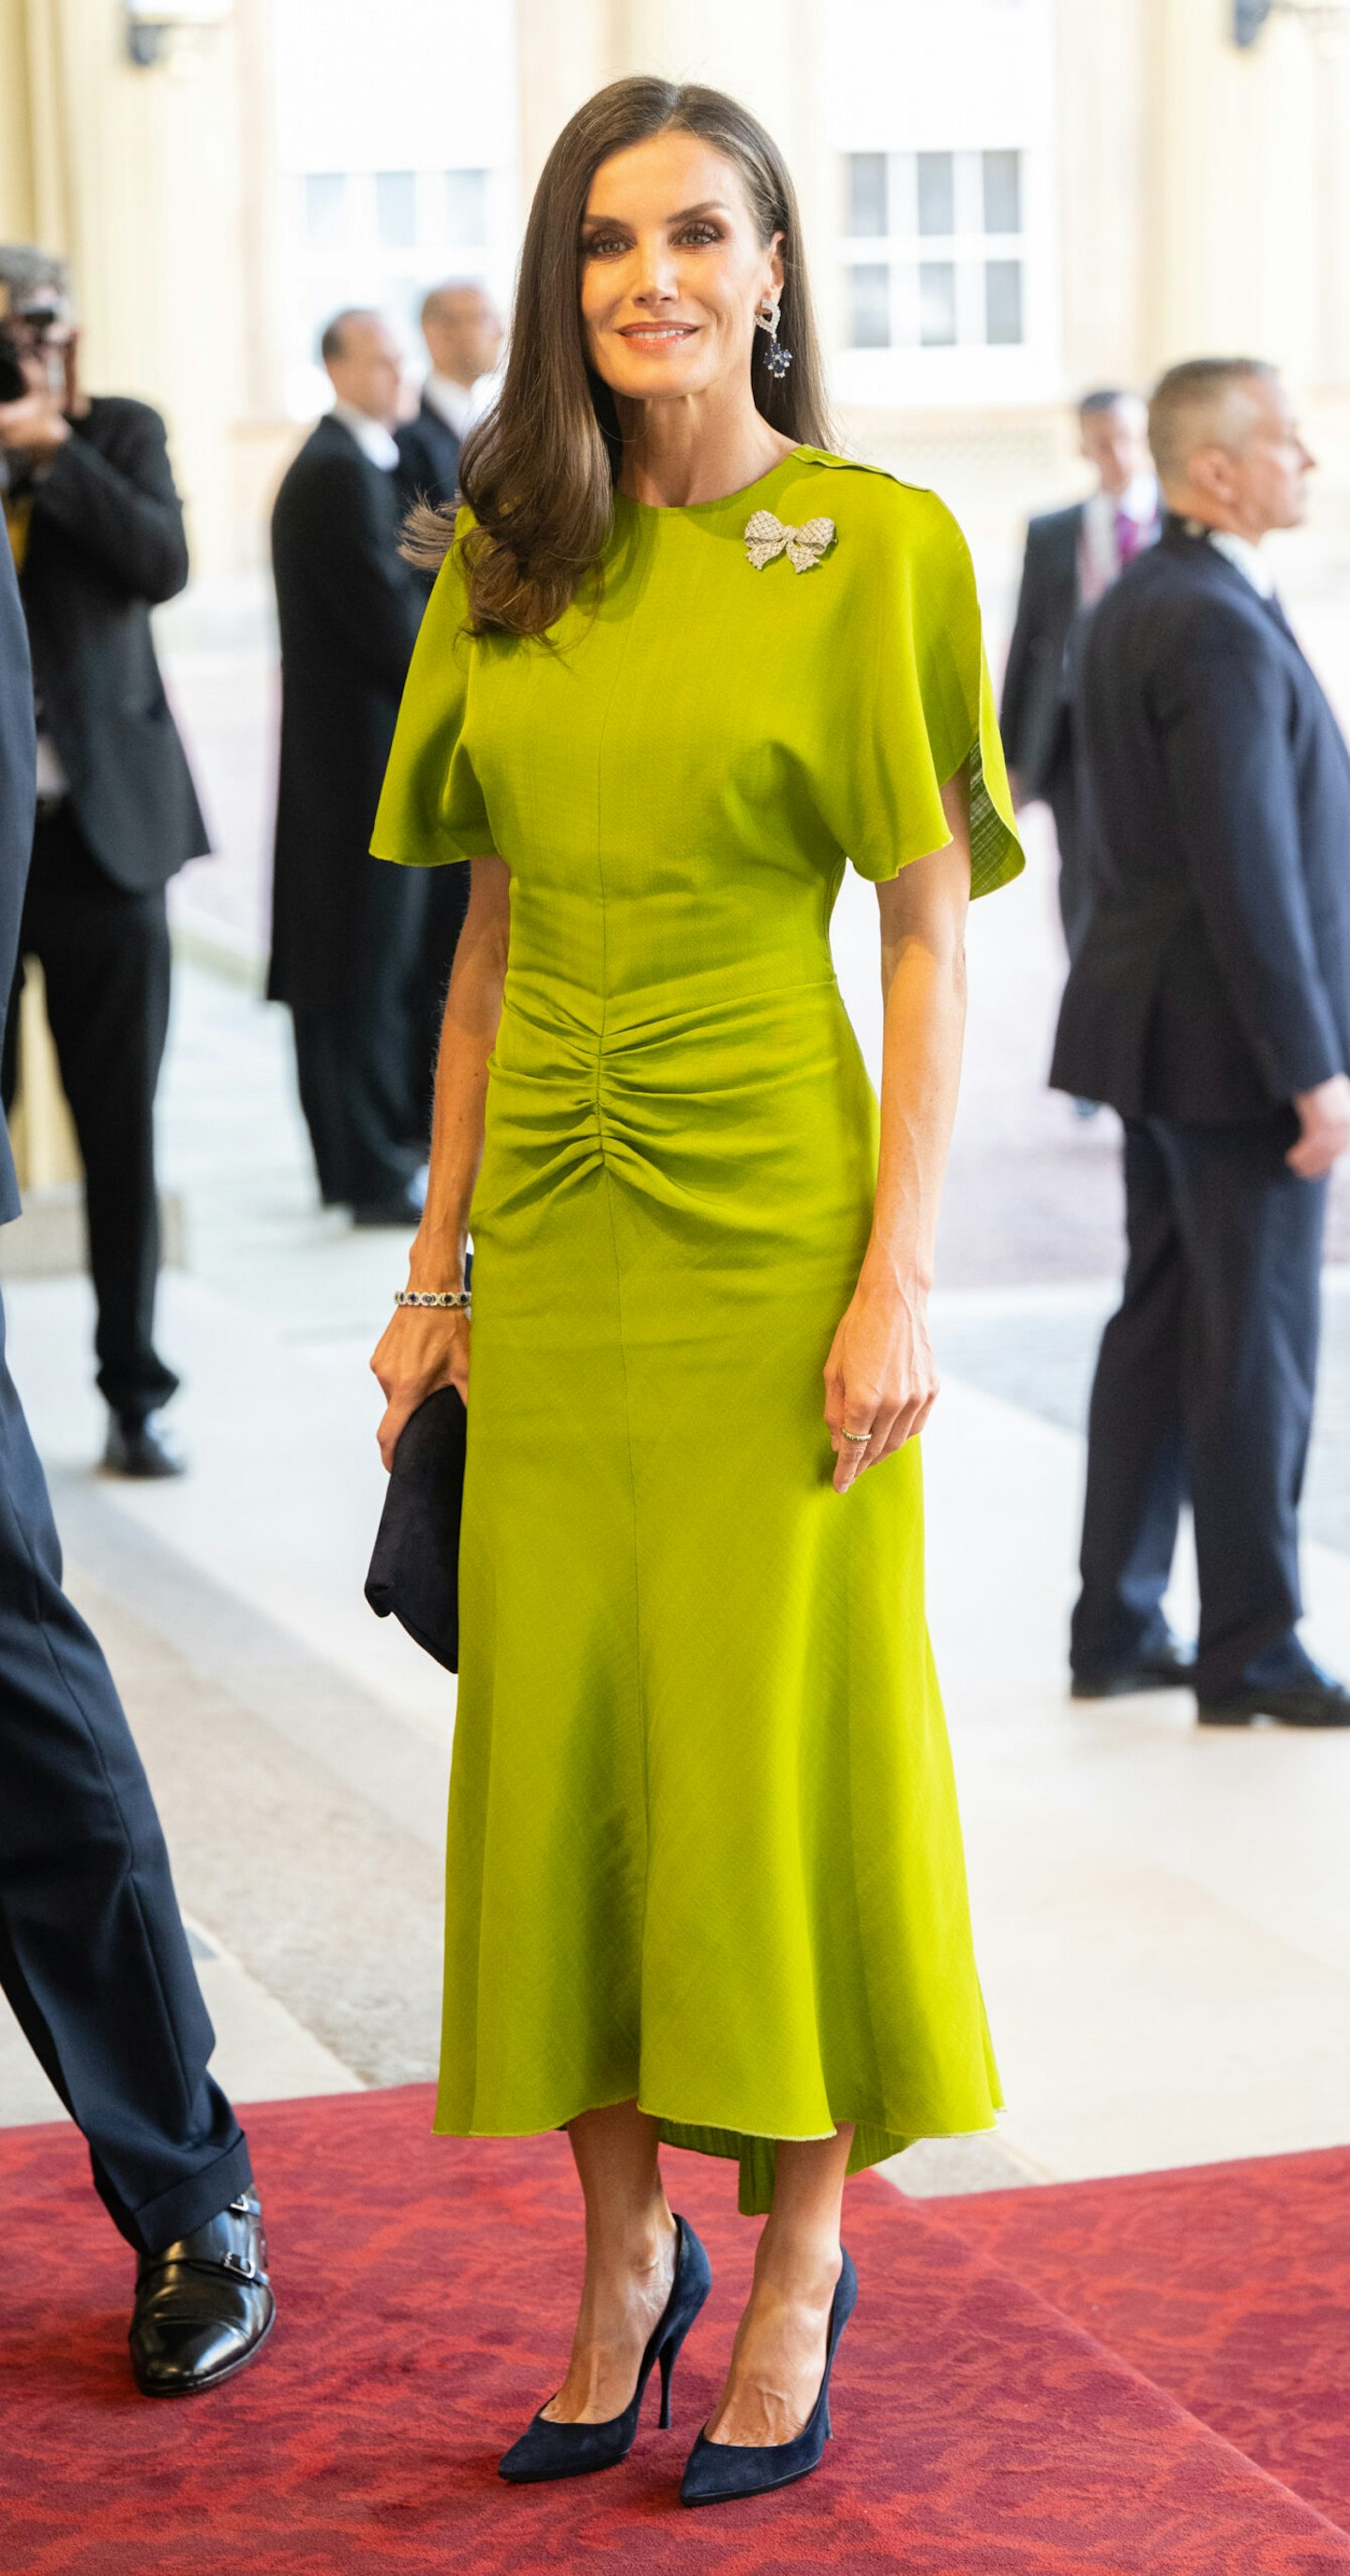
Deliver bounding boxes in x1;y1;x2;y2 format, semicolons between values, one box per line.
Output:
0;535;275;2390
1054;359;1350;1726
1001;390;1160;959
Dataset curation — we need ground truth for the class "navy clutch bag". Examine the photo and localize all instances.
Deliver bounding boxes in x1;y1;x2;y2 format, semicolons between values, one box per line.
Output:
365;1384;465;1674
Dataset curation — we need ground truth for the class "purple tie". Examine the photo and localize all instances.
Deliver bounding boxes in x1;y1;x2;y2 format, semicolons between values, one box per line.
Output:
1115;509;1142;567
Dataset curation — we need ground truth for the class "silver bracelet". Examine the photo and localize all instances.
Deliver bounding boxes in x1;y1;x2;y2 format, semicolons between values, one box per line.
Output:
394;1288;472;1311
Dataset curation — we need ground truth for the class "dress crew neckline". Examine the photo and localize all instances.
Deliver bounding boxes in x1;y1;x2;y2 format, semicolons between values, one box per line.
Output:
615;444;806;518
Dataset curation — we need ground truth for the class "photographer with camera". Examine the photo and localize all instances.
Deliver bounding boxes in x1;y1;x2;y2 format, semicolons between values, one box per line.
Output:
0;244;204;1477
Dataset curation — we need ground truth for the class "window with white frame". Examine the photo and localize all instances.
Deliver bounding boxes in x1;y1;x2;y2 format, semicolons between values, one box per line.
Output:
842;148;1027;353
290;166;492;389
273;0;518;419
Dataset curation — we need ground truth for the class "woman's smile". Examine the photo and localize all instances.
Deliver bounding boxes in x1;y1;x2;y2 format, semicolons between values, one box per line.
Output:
615;321;700;353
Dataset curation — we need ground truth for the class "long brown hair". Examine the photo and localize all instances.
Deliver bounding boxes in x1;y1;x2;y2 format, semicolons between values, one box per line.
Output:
404;77;833;637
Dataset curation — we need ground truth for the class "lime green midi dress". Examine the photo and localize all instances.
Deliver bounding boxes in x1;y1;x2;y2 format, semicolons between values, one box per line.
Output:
372;445;1022;2212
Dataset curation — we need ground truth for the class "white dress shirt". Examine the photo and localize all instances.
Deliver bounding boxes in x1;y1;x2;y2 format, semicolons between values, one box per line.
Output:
329;400;399;472
1204;526;1276;599
420;372;474;437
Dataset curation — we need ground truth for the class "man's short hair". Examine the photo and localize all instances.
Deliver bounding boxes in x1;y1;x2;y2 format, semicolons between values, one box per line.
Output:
419;281;481;329
319;306;380;365
1148;357;1275;487
0;244;71;309
1079;387;1134;419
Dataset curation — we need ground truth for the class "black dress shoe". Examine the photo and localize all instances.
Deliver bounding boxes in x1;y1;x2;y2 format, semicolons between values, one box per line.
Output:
1198;1666;1350;1728
1071;1639;1195;1699
129;2192;276;2396
103;1409;186;1479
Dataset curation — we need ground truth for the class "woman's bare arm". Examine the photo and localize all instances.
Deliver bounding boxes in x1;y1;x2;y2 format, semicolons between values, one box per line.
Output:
369;853;510;1467
822;772;971;1495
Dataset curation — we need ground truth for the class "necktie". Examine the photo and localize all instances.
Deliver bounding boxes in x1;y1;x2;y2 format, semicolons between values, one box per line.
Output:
1114;508;1142;568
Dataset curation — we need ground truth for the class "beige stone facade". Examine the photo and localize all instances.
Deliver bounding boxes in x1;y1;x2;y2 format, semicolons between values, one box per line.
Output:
1;0;282;565
2;0;1349;553
1053;1;1350;535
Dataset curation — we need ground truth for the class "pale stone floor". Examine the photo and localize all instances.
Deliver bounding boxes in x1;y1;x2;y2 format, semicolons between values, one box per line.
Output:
2;835;1348;2203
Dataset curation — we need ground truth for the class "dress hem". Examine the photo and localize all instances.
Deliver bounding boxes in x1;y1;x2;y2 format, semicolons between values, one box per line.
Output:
431;2089;1005;2216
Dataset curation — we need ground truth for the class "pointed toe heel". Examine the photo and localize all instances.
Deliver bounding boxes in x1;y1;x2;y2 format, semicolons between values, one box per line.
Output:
500;2213;712;2484
680;2248;856;2508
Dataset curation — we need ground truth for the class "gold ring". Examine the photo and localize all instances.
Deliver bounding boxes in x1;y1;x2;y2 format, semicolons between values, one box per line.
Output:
841;1428;873;1445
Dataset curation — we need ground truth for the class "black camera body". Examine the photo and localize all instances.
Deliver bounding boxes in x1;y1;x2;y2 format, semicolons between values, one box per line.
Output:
0;294;62;406
0;332;28;406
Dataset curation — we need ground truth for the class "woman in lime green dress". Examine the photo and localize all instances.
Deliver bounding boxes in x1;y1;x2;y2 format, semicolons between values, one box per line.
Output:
370;77;1020;2507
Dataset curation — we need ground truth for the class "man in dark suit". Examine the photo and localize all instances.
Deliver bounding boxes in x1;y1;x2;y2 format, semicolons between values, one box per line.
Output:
0;245;203;1477
270;308;428;1225
395;279;502;520
395;283;502;1143
1001;390;1159;960
1053;358;1350;1727
0;531;275;2395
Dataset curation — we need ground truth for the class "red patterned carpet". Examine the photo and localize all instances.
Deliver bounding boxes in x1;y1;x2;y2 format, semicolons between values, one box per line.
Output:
928;2144;1350;2538
2;2086;1348;2574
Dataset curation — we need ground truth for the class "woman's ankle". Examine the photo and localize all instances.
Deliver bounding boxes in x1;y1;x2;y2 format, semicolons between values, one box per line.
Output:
750;2222;842;2306
583;2194;675;2287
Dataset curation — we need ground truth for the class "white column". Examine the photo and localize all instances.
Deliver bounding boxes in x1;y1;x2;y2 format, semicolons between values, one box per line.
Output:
516;0;619;200
1052;0;1150;395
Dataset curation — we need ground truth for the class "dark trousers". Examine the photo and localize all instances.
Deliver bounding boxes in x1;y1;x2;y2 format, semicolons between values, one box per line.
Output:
0;1290;248;2252
0;803;177;1420
292;1002;421;1212
1072;1114;1326;1699
404;863;469;1152
289;862;430;1212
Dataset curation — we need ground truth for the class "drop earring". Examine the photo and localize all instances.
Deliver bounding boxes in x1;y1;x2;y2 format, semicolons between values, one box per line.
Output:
755;294;792;381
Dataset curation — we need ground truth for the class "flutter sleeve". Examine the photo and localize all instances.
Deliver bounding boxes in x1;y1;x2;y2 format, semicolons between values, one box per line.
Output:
826;482;1022;900
370;506;496;866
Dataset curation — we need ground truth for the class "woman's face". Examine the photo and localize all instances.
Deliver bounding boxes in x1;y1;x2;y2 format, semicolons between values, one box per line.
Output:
579;131;783;413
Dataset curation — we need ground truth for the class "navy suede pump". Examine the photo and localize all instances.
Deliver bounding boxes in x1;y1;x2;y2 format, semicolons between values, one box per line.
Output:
679;2247;857;2508
498;2213;712;2484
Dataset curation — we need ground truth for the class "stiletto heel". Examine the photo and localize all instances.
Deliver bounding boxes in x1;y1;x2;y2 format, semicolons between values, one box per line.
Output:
680;2248;857;2508
499;2214;712;2484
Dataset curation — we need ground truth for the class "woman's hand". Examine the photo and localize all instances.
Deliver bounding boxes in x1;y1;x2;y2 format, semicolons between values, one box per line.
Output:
822;1265;939;1496
370;1305;470;1472
368;855;510;1471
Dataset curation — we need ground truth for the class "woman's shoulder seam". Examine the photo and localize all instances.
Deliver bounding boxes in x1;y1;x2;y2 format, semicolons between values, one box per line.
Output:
792;447;942;505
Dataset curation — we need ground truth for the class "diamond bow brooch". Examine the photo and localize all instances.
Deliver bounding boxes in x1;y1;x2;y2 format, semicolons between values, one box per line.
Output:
744;510;836;574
